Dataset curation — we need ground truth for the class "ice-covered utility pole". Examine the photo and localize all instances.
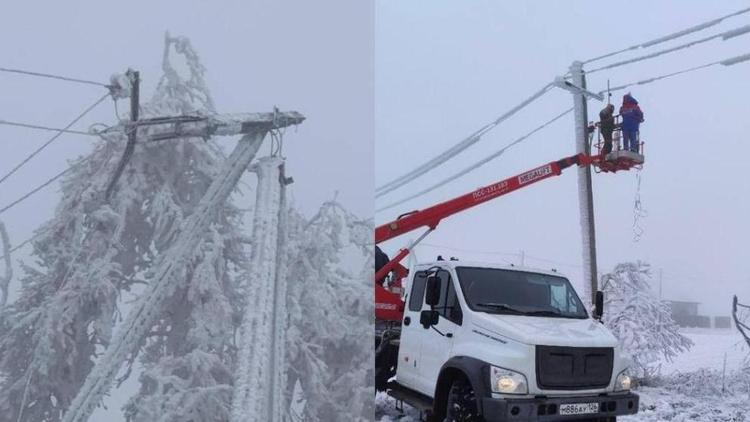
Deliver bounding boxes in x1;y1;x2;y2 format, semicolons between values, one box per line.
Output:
61;110;304;422
569;61;599;305
231;156;290;422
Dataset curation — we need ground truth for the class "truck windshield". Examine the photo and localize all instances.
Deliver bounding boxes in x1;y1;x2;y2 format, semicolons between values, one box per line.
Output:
455;267;588;319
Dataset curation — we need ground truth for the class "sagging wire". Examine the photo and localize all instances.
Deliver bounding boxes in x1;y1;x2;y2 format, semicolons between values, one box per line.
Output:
632;170;648;242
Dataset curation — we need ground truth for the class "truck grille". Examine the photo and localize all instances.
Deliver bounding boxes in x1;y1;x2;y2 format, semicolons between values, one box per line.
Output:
535;346;613;390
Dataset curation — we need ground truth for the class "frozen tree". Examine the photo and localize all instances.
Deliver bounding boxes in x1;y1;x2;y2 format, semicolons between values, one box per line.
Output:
600;261;693;381
0;221;12;307
284;201;374;421
0;34;246;422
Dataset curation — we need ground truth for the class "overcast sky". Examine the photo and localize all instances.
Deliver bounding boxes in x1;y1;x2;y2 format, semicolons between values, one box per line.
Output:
0;1;372;419
375;1;750;316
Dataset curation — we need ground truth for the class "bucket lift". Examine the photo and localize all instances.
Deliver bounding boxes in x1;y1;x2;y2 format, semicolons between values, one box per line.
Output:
375;150;644;322
588;115;645;173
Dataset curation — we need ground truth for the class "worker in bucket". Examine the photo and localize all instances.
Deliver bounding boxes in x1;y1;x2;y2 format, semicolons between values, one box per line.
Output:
599;103;615;155
619;93;644;153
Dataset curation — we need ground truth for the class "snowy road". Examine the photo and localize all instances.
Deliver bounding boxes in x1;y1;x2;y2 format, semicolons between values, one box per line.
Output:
376;329;749;422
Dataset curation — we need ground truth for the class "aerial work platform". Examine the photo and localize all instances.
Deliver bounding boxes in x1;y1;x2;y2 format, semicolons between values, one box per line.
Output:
597;149;645;173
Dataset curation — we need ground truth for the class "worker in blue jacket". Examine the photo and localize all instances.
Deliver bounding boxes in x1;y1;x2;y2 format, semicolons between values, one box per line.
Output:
619;93;644;153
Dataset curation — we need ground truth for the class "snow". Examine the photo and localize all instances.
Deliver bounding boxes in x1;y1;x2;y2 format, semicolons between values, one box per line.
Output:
62;133;267;422
375;328;750;422
375;83;553;198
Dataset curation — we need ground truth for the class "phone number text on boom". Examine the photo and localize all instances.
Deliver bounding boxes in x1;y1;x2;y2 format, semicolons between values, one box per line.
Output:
471;181;509;200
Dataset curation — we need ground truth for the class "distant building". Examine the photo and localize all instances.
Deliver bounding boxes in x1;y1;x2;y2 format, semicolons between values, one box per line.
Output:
667;300;710;328
714;316;732;329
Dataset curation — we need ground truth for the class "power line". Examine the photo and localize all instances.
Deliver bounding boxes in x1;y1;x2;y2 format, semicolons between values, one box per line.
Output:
377;107;573;213
0;119;99;136
603;51;750;94
375;83;553;198
587;24;750;74
0;235;37;261
0;163;83;217
584;6;750;64
0;92;110;186
0;67;110;88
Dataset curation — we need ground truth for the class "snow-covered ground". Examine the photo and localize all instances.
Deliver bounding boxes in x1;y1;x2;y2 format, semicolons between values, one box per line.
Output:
376;328;749;421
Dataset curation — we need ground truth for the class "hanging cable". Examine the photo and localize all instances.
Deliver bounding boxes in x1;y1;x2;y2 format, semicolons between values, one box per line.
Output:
584;6;750;64
375;83;553;198
377;107;572;213
0;119;98;136
632;171;647;242
0;67;111;88
0;93;110;185
587;24;750;74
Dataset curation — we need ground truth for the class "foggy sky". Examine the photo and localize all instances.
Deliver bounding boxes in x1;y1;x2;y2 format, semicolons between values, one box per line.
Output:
375;1;750;317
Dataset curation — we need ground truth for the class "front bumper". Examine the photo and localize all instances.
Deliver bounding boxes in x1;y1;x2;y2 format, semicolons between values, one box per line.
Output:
481;392;639;422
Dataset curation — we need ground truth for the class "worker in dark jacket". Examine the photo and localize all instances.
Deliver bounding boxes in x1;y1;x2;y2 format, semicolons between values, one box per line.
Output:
619;93;644;153
599;104;615;155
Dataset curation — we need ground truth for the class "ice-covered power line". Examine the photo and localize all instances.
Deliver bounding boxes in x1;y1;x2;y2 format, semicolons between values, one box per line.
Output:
0;119;99;136
0;93;110;185
587;24;750;74
375;83;553;198
584;6;750;64
0;235;35;261
0;66;111;88
603;51;750;94
0;160;86;216
377;108;572;213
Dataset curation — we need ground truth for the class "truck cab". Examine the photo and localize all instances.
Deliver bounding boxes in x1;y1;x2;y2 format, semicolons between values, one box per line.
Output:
382;260;639;421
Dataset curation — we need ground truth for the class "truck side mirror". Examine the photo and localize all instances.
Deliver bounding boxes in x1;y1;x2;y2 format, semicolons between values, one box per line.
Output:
594;291;604;320
420;310;439;328
425;275;441;307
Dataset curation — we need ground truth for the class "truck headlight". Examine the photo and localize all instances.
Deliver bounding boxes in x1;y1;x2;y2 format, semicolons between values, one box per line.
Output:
490;366;528;395
615;370;632;391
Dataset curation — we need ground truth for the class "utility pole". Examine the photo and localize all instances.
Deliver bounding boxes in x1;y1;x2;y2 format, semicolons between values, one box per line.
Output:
105;69;140;201
520;250;525;267
231;156;287;422
569;61;599;306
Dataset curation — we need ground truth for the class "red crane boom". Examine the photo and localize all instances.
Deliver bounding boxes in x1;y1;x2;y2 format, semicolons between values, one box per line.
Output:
375;151;635;321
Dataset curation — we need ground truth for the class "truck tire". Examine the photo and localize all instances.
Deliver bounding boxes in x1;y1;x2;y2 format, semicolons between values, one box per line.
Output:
443;378;482;422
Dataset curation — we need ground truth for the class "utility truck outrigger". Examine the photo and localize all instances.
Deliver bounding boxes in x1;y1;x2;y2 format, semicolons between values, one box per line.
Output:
376;150;642;421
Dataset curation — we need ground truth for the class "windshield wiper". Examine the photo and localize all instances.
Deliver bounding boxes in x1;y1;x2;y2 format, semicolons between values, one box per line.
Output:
475;303;525;314
525;309;587;319
524;309;562;317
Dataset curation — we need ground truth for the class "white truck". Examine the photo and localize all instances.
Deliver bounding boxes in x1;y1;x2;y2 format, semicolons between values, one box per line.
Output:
376;260;639;421
375;153;645;421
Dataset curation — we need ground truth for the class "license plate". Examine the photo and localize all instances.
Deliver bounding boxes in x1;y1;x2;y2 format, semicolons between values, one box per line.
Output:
559;402;599;416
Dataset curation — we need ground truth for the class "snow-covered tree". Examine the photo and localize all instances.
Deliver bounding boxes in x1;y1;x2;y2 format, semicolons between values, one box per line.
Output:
0;34;245;422
600;261;693;381
0;221;11;307
284;201;374;421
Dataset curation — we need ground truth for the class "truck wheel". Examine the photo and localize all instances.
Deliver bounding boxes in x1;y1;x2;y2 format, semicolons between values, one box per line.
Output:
444;379;481;422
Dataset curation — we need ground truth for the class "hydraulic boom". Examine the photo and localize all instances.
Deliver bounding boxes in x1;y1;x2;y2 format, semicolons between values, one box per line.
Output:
375;152;604;321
